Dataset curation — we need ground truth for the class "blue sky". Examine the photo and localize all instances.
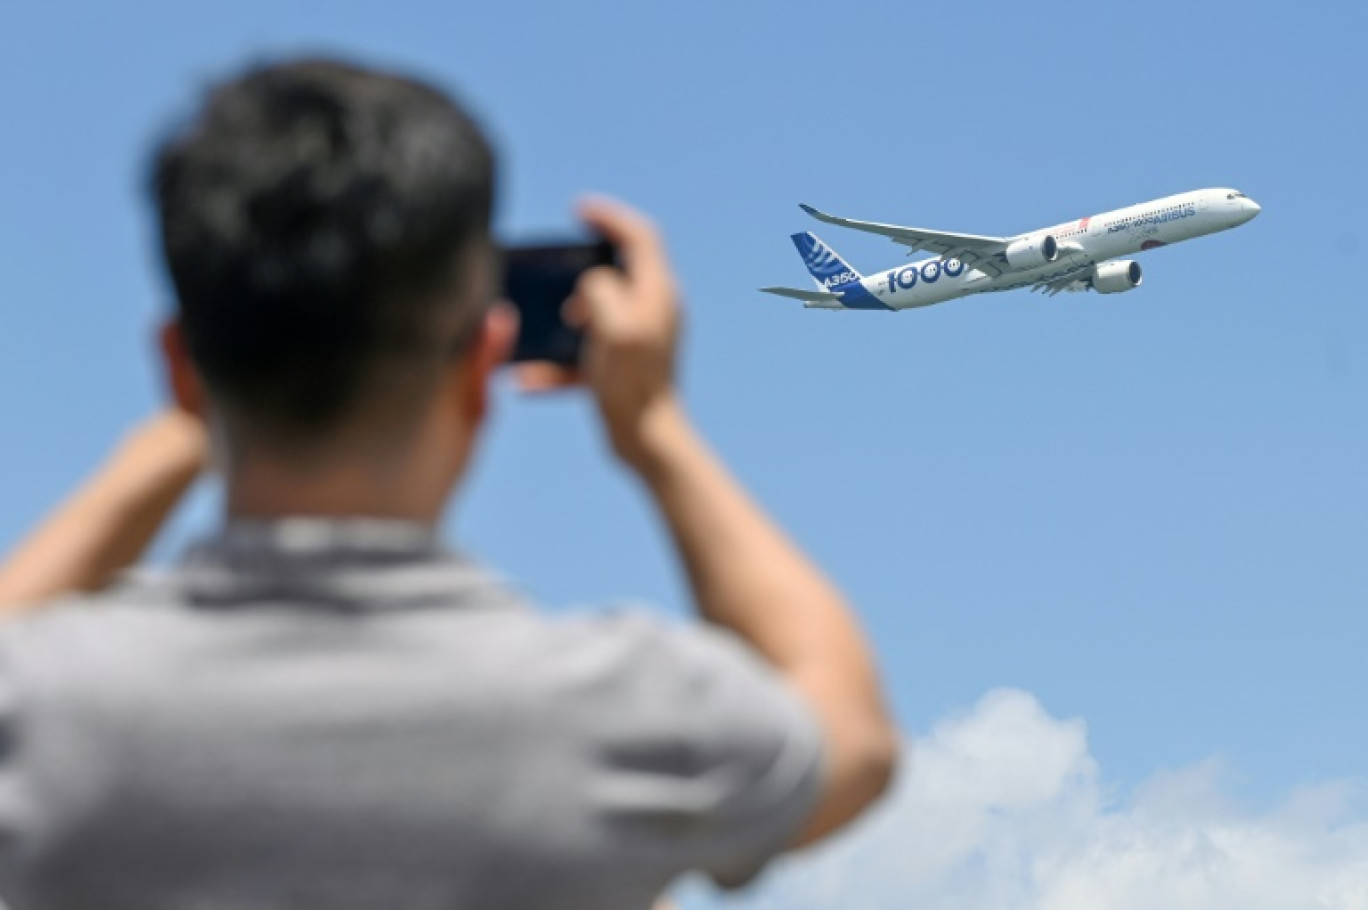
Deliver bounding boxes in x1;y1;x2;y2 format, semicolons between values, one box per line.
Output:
1;1;1364;903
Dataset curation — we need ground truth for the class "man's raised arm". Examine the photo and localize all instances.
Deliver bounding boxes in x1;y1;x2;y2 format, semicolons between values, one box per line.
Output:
570;199;899;845
0;410;206;613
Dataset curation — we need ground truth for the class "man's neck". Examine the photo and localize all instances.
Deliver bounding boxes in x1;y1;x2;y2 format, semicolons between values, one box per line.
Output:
212;397;475;527
224;453;454;525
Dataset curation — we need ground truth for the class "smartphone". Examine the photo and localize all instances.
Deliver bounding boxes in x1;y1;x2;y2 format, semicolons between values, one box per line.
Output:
502;238;618;366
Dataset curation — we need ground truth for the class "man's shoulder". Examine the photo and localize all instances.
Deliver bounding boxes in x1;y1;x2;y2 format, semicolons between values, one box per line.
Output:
533;608;819;752
0;571;203;666
532;608;769;691
0;570;175;630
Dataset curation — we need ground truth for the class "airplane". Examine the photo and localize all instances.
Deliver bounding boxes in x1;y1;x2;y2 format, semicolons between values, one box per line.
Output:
761;188;1260;311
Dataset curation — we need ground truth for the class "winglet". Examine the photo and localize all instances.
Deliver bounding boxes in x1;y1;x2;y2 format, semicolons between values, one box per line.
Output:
799;203;843;227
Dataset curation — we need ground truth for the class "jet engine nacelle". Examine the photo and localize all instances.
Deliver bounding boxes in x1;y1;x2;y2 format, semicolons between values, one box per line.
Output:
1092;260;1143;294
1003;234;1059;270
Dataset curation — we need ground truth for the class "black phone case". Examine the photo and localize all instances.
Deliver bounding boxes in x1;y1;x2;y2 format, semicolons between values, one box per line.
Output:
502;238;616;366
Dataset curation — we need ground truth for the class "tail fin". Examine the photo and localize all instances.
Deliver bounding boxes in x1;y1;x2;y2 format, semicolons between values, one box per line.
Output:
791;232;863;291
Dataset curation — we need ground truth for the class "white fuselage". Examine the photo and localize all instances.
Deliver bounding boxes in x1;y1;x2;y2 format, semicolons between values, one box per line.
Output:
857;188;1260;309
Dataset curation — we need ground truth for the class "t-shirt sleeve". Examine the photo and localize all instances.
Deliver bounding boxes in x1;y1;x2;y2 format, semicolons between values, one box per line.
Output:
577;612;826;889
0;628;29;864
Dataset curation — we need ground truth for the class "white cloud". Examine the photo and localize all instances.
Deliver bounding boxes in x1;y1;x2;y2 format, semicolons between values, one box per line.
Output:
685;689;1368;910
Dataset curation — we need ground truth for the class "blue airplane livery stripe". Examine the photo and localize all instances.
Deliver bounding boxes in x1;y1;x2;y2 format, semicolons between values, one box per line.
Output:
833;281;887;310
789;232;890;311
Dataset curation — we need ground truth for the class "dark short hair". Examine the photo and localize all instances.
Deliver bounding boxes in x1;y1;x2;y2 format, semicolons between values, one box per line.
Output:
152;58;496;434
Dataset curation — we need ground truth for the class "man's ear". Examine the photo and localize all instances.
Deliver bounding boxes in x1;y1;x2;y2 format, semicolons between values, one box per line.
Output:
158;321;207;418
457;303;519;425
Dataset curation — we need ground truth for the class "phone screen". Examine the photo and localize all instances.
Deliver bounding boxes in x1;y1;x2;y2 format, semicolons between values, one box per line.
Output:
502;239;617;366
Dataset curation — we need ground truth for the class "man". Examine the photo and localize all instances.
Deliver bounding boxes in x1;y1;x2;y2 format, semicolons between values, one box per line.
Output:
0;59;896;909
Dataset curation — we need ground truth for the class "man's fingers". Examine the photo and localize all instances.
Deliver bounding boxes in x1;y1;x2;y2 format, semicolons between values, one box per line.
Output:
574;266;633;329
577;196;657;255
562;289;590;329
577;197;673;301
513;362;583;392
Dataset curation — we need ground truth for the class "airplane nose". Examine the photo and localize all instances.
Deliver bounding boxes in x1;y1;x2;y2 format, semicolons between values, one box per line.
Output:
1234;197;1261;224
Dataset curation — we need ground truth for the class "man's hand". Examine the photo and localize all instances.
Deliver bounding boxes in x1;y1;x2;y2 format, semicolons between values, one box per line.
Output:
514;197;685;474
569;198;683;471
0;409;208;612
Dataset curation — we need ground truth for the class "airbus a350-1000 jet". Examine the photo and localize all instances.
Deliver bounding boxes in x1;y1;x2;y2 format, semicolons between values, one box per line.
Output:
761;188;1260;310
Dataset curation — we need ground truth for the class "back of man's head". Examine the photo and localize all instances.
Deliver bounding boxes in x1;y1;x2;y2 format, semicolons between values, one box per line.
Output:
152;59;496;445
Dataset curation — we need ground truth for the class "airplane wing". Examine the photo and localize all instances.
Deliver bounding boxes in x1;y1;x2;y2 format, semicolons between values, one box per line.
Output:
799;203;1009;277
759;286;845;308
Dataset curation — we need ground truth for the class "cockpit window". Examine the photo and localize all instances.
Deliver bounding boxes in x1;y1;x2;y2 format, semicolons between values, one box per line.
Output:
1227;192;1246;199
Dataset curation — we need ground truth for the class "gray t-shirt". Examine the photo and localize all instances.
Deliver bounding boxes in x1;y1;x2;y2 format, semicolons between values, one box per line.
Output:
0;520;823;910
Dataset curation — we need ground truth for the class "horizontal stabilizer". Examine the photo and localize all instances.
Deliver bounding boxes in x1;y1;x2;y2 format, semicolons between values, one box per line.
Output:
760;286;844;307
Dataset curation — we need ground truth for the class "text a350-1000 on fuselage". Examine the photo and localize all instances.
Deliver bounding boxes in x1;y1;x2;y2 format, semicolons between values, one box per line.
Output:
760;187;1260;311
